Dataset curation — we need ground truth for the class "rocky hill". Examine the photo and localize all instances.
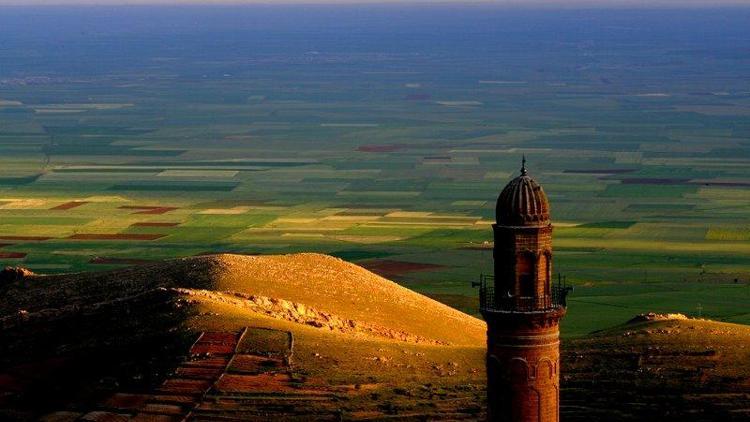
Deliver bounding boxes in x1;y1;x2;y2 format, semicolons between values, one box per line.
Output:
2;255;750;421
563;314;750;421
1;253;485;346
0;254;487;421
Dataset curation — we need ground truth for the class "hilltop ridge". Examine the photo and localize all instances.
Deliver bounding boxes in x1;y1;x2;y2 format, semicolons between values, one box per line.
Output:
1;253;485;346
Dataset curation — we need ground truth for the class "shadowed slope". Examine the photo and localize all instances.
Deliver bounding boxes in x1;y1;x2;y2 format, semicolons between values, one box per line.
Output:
563;316;750;421
1;253;485;346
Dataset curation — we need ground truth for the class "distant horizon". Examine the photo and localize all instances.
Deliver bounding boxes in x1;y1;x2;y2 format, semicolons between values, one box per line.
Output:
2;0;750;8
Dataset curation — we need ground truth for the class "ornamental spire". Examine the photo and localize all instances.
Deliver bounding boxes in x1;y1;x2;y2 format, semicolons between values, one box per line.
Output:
521;155;527;176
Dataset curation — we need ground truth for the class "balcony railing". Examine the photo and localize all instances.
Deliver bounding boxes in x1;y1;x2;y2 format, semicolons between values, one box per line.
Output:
477;274;571;313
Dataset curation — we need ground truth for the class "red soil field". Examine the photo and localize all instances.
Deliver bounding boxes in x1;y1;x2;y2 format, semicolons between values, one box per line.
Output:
89;257;154;265
131;222;181;227
0;252;27;259
50;201;89;211
68;233;165;241
157;379;213;396
360;259;446;277
174;367;223;379
0;236;53;241
189;343;236;355
103;393;150;411
119;206;178;215
356;144;404;153
214;373;294;394
183;357;229;369
136;207;178;215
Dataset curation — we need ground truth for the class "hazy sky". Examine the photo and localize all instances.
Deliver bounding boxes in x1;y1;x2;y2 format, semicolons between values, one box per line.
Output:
1;0;749;6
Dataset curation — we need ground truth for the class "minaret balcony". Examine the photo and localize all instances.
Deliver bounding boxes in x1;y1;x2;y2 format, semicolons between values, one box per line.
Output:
477;274;571;314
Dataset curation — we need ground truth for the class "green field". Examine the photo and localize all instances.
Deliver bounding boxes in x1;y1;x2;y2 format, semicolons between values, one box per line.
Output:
1;6;749;337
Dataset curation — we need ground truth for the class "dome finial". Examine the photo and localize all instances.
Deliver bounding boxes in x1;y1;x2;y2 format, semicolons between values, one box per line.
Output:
521;155;527;176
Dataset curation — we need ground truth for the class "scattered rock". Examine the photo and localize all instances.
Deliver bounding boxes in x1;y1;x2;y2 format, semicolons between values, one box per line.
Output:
628;312;689;324
0;266;35;285
170;287;449;345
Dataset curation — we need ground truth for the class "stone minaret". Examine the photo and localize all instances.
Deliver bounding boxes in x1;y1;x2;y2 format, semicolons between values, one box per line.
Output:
480;158;567;422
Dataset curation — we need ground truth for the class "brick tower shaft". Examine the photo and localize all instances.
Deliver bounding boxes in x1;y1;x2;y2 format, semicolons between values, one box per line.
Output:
484;302;564;421
481;160;566;422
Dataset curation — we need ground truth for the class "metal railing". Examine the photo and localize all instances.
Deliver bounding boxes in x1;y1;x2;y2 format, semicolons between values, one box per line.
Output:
476;274;571;313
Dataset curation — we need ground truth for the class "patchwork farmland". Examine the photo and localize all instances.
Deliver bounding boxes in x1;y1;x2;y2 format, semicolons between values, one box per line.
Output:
1;7;750;336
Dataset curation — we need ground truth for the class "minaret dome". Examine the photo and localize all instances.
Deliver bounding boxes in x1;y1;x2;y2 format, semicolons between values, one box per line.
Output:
495;157;550;226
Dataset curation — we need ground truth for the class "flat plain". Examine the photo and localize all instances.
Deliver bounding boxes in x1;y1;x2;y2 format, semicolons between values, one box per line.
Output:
1;6;749;336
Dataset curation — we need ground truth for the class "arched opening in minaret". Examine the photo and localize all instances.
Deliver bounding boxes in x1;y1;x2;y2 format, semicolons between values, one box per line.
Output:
539;252;550;297
517;253;535;297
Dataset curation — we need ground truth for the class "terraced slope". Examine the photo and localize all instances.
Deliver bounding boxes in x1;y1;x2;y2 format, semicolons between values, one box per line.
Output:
0;254;487;421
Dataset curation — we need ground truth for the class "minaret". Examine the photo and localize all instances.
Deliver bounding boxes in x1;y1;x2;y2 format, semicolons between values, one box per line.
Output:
479;158;567;422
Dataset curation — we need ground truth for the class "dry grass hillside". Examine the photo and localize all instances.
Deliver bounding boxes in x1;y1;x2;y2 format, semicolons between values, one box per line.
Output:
2;255;750;421
1;253;485;346
0;254;488;421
